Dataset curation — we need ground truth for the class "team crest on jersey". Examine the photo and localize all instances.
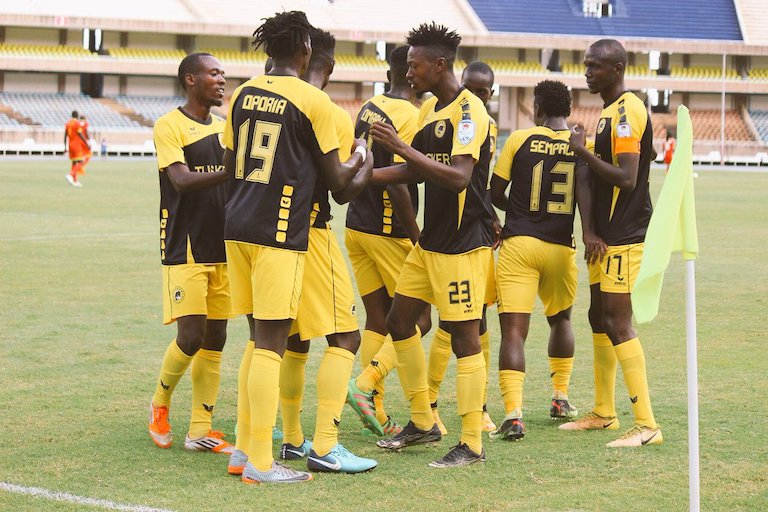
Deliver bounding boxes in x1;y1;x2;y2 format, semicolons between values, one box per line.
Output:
597;118;607;134
173;287;185;303
457;119;475;145
435;120;447;138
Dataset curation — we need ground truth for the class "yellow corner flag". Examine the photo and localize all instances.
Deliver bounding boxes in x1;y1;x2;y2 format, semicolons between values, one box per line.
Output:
632;105;699;323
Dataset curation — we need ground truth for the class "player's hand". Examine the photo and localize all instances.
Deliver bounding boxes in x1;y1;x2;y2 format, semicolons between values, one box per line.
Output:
569;123;587;151
370;121;403;154
491;215;502;250
583;231;607;265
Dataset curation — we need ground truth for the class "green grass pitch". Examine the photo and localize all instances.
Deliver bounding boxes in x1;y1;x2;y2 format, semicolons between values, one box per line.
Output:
1;159;766;511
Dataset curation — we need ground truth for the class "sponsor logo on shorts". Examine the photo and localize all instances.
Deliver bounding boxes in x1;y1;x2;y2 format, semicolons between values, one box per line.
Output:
173;287;185;303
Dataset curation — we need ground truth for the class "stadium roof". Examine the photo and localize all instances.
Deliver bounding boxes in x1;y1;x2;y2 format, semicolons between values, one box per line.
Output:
468;0;743;41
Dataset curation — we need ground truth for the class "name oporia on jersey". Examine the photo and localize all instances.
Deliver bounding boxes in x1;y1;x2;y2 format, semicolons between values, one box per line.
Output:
360;108;386;125
529;140;574;156
241;94;287;115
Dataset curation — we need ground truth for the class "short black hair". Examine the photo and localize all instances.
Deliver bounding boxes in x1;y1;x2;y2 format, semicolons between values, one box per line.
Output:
308;27;336;64
589;38;627;67
533;80;571;118
388;45;409;76
406;22;461;67
462;61;494;84
71;110;78;118
252;11;314;60
177;52;213;90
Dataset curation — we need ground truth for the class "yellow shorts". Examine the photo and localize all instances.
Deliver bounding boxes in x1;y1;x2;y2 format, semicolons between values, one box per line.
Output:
587;243;643;293
290;226;358;340
345;228;413;297
484;249;497;306
225;241;304;320
161;263;230;325
496;236;577;317
396;244;491;322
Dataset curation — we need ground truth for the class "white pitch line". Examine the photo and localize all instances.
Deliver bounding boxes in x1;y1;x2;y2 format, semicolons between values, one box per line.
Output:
0;482;175;512
0;232;148;242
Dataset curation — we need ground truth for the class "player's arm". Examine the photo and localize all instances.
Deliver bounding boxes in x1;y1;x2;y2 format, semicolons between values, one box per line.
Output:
370;121;473;193
569;123;639;191
331;154;373;204
63;128;68;151
489;174;509;211
315;140;372;193
166;159;228;194
77;128;89;148
574;160;607;264
387;184;420;244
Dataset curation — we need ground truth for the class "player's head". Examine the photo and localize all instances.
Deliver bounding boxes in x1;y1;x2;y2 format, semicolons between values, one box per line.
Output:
405;22;461;95
71;110;78;118
583;39;627;95
252;11;313;76
178;52;225;107
306;27;336;89
387;45;410;87
461;61;494;106
532;80;571;125
80;115;87;121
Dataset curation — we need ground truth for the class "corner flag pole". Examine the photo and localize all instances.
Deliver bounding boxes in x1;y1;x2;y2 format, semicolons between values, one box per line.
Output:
631;104;700;511
686;259;699;512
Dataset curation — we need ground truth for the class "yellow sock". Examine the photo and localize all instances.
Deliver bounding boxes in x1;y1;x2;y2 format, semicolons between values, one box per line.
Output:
393;329;433;430
593;333;618;418
359;330;390;425
189;349;222;438
498;369;525;417
615;338;657;429
356;336;396;393
235;341;254;454
312;347;355;456
280;350;308;447
457;353;486;454
548;356;574;399
247;348;281;471
152;339;193;407
479;330;491;405
427;327;452;404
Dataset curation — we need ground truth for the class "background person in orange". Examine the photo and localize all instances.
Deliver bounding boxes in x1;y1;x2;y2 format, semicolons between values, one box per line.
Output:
64;110;90;187
80;115;93;166
663;129;676;173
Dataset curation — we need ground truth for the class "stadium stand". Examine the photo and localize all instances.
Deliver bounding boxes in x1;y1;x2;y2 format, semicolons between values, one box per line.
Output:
113;95;185;124
467;0;742;40
0;92;143;130
733;0;768;46
108;48;186;61
0;0;197;21
670;66;741;80
748;110;768;142
0;43;96;59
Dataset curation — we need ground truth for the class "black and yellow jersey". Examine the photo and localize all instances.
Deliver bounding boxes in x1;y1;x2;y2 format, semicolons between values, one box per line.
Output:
310;102;355;228
494;126;578;247
346;93;420;238
154;108;226;265
413;88;494;254
592;91;653;246
222;74;340;251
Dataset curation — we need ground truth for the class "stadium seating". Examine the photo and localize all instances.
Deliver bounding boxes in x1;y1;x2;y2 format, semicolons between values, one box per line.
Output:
561;63;655;77
748;110;768;142
670;66;741;80
734;0;768;45
108;48;187;61
0;43;96;59
467;0;742;40
0;112;26;128
113;95;185;124
0;92;144;130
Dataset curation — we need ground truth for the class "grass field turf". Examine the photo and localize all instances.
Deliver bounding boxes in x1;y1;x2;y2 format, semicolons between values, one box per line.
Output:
1;159;766;511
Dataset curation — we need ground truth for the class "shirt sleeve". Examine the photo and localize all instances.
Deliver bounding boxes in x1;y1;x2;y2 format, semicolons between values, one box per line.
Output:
222;85;243;151
450;96;488;162
310;90;341;155
333;104;355;161
613;100;645;155
393;106;419;164
153;117;184;170
493;130;523;181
